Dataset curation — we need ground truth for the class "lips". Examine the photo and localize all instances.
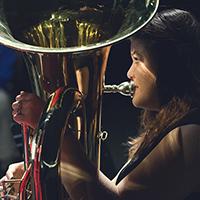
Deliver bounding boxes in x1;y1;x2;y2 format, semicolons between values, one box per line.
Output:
129;81;138;98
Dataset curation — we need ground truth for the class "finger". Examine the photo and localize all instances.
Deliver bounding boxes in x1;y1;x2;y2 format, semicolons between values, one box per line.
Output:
15;94;26;101
13;112;36;129
13;99;33;110
12;101;32;123
16;92;34;101
6;170;13;180
12;101;23;116
12;110;18;116
0;176;8;185
15;95;24;101
0;185;3;192
12;101;21;110
13;114;25;125
12;110;23;119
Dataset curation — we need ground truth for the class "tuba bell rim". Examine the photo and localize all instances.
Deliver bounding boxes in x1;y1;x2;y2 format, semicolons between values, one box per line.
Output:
0;0;159;54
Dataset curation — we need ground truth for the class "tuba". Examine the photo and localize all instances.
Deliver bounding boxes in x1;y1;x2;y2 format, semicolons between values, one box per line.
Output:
0;0;159;199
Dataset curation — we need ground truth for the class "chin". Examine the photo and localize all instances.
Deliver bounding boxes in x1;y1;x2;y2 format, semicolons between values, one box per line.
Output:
132;98;160;111
131;98;141;108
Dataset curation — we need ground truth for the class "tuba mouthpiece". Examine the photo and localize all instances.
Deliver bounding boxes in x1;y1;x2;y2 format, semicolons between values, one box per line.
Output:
103;81;135;97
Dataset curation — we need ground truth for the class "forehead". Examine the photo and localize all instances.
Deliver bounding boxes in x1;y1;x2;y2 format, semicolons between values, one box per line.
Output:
131;39;157;72
130;39;154;65
130;39;148;54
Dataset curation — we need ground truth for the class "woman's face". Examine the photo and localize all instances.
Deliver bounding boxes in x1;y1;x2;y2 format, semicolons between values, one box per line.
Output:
127;39;160;111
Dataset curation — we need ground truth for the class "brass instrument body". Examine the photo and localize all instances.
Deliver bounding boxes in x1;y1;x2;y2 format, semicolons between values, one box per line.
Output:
26;46;110;160
0;0;159;199
21;48;110;199
32;87;85;200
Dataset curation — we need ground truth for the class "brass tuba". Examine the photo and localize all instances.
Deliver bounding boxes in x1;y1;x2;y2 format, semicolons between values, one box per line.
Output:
0;0;159;199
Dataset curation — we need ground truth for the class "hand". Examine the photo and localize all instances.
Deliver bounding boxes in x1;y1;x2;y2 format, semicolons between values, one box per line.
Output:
0;162;24;198
12;91;45;129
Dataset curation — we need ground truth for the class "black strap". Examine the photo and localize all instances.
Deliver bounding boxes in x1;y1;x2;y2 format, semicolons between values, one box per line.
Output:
116;108;200;184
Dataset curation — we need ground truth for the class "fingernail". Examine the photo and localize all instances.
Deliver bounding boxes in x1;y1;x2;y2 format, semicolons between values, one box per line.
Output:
16;96;21;100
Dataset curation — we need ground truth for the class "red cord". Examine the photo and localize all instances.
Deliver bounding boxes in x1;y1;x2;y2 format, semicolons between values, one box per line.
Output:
19;165;31;200
22;124;29;169
50;87;64;108
21;88;64;200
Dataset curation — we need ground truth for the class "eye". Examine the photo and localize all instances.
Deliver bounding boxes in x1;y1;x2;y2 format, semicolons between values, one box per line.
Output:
133;55;139;61
131;54;140;63
130;51;142;63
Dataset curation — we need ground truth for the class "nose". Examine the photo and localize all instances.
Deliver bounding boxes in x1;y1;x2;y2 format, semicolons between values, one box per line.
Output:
127;63;134;80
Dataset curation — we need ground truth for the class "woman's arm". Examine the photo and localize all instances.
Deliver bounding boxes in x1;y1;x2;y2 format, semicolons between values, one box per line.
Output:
60;132;119;200
60;125;198;200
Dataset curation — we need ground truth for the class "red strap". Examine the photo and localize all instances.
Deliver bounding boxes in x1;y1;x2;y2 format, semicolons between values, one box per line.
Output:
50;87;64;108
34;147;42;200
23;124;29;169
19;165;31;200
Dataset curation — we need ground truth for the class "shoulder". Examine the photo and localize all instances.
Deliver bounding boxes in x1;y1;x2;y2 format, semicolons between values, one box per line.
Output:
116;124;200;199
165;124;200;158
154;124;200;157
163;123;200;147
179;124;200;136
178;124;200;166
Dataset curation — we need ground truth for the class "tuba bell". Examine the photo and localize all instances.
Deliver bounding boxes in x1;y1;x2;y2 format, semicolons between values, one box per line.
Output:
0;0;159;199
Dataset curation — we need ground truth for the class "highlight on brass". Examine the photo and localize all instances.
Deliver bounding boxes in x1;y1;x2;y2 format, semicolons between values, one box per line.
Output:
0;0;159;199
104;81;135;97
0;0;159;52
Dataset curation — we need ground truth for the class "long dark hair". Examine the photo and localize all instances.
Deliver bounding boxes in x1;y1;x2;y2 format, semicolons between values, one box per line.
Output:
129;9;200;158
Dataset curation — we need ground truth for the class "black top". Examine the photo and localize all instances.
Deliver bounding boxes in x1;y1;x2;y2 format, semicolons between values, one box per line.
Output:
116;108;200;185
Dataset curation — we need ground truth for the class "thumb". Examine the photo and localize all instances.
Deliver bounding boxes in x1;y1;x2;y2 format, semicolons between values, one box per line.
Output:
6;170;14;180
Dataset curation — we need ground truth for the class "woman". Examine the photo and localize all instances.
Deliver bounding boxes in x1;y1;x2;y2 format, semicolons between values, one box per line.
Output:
2;8;200;199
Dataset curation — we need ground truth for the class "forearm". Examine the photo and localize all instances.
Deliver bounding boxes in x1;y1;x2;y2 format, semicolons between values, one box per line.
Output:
60;133;118;200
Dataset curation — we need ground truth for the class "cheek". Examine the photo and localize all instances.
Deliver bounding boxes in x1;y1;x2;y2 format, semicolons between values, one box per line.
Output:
133;83;156;105
132;69;159;109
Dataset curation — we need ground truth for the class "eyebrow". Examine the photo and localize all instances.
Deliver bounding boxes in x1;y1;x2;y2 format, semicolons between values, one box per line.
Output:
131;50;143;60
